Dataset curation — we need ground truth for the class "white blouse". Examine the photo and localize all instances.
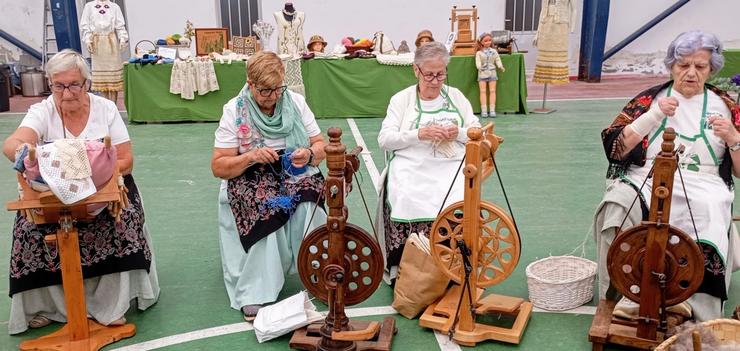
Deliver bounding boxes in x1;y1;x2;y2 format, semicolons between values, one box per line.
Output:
19;94;130;145
79;0;128;44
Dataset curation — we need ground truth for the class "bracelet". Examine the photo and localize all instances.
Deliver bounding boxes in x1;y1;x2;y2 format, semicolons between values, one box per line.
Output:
307;148;315;165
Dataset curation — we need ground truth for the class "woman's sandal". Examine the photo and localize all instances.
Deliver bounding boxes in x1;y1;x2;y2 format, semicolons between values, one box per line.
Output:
242;305;262;322
28;315;52;329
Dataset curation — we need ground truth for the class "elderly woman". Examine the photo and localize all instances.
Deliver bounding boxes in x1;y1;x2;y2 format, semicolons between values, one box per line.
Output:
1;49;159;334
376;42;481;282
211;51;327;321
595;31;740;321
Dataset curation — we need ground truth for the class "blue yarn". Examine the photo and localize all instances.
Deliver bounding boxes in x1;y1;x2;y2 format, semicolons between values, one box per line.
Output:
282;150;308;176
266;194;297;212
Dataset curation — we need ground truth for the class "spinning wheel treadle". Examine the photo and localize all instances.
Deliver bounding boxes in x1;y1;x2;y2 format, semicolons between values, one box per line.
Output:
607;225;703;306
430;201;520;287
298;223;383;306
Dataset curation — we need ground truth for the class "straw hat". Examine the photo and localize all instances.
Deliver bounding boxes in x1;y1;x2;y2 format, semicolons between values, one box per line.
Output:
307;35;327;50
415;30;434;48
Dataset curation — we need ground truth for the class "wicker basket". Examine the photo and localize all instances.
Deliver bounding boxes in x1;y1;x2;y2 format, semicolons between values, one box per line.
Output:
525;256;597;311
134;40;156;57
655;319;740;350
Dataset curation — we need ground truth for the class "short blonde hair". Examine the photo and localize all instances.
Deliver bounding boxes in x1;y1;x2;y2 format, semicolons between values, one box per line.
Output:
45;49;91;82
247;51;285;87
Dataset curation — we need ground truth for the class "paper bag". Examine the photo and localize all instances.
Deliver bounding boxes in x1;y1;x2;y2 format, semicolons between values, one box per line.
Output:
253;291;323;343
392;234;450;319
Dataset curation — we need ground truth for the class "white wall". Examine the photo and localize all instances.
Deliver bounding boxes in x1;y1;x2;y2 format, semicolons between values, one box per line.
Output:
2;0;738;75
0;1;44;63
259;0;507;53
124;0;221;55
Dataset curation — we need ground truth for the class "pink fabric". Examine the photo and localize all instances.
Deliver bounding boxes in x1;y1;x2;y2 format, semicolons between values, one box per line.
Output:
22;141;117;214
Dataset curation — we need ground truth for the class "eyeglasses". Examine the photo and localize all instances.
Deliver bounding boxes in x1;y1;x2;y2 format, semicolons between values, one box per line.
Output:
50;80;87;93
416;65;447;82
254;85;288;97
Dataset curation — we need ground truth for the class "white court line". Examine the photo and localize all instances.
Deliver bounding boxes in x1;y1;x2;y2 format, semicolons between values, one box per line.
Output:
110;306;397;351
434;330;463;351
347;118;381;195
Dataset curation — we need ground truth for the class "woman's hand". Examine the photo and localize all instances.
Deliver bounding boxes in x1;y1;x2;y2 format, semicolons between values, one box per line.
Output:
444;125;459;141
249;147;280;164
708;116;740;145
657;96;679;117
290;148;311;168
418;125;448;141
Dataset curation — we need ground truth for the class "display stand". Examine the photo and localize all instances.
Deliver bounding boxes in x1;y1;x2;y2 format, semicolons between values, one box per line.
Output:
450;6;478;56
588;128;705;350
531;83;555;114
290;128;396;351
419;123;531;346
6;137;136;351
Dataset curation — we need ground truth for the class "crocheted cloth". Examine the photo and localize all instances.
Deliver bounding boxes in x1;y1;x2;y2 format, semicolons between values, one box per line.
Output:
375;53;414;66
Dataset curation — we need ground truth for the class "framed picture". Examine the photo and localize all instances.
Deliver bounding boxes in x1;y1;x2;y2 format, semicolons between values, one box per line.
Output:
194;28;230;56
232;35;259;55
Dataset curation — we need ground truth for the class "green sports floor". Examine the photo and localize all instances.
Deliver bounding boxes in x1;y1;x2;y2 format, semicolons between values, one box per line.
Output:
0;99;738;350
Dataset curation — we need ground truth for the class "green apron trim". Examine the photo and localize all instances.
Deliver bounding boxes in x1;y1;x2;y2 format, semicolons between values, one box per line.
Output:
696;239;727;265
647;85;717;165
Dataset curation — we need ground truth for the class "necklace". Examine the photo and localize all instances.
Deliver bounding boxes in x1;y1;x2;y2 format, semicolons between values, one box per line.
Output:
282;8;296;17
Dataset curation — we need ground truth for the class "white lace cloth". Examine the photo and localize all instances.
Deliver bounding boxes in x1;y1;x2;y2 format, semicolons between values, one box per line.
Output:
38;141;96;204
170;60;220;100
282;58;305;96
375;53;414;66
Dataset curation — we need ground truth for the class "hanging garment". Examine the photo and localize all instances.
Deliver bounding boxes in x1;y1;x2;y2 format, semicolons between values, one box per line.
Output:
533;0;576;84
80;1;128;92
282;58;305;96
169;60;219;100
274;11;306;57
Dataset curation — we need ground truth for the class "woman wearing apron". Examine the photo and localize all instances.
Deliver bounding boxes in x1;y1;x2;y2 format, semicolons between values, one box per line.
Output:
376;42;481;283
596;31;740;321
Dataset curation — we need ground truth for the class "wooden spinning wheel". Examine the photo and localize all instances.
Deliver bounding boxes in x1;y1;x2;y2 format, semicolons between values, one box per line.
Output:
589;128;703;350
290;128;396;351
430;201;520;287
298;223;384;306
607;225;703;306
419;124;531;347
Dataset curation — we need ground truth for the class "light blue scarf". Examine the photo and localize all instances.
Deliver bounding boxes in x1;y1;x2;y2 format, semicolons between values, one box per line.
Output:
244;89;309;150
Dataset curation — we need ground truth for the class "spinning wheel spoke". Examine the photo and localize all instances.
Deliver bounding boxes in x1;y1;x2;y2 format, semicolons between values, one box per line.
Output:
431;201;520;287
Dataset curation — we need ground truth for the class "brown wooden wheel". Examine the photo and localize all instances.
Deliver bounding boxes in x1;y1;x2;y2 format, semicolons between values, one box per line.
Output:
429;201;521;288
607;225;704;306
298;223;384;306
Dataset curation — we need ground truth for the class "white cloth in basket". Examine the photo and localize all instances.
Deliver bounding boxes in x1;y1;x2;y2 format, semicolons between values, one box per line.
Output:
38;141;96;204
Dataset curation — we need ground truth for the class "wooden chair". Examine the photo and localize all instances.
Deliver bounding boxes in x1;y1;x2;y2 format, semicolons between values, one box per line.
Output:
6;137;136;351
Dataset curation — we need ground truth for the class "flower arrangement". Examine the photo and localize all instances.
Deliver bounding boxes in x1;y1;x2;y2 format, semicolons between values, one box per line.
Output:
710;74;740;103
252;20;275;51
184;20;195;40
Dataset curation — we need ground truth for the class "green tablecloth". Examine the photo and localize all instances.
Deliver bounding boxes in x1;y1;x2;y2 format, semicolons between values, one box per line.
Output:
717;49;740;78
124;54;527;123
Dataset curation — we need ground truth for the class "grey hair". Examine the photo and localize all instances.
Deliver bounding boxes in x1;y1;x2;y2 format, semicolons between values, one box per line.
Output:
664;31;724;73
414;41;450;67
45;49;92;82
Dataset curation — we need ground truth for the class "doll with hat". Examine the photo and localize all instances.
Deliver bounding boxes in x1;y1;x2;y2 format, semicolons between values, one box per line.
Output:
475;32;505;117
307;35;327;53
415;30;434;48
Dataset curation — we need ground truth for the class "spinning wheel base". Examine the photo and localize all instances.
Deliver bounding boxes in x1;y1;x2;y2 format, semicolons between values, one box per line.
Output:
289;318;397;351
588;299;686;350
19;321;135;351
419;285;532;346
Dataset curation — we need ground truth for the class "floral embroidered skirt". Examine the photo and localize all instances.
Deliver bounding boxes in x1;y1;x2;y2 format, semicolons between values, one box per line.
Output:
382;201;432;277
9;175;152;295
227;160;325;253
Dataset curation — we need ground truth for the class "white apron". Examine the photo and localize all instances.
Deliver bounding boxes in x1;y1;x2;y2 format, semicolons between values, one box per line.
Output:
624;86;731;264
386;89;466;222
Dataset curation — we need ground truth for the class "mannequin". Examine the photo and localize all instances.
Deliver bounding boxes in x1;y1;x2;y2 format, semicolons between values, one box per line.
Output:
532;0;576;84
79;0;128;102
306;35;327;53
475;33;505;118
273;2;306;57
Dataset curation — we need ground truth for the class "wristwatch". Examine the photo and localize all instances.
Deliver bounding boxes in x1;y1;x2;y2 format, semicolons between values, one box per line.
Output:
729;141;740;152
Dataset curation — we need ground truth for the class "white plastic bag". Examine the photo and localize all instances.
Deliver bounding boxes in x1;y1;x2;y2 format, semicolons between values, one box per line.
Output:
253;291;324;343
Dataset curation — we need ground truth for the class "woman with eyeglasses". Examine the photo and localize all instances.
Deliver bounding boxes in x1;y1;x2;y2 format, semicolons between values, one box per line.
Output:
211;51;326;321
375;42;481;284
1;49;159;334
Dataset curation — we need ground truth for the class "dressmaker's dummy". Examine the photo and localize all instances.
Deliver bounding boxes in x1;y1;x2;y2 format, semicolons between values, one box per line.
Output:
274;3;306;57
79;0;128;102
532;0;576;84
